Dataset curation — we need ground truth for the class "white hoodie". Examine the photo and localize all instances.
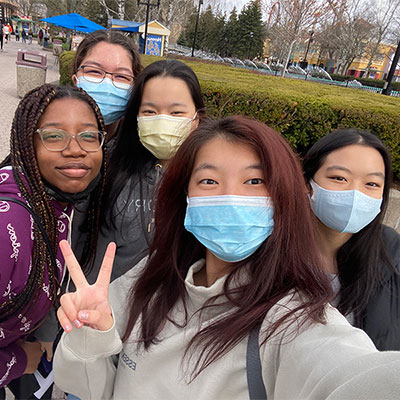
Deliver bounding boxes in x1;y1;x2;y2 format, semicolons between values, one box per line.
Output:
54;258;400;400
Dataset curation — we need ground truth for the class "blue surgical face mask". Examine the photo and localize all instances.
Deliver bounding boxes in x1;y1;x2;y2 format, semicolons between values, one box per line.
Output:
76;77;131;125
184;195;274;262
309;179;382;233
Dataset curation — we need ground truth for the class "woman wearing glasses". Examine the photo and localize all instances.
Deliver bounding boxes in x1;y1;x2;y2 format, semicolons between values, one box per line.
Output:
72;30;142;140
0;84;106;399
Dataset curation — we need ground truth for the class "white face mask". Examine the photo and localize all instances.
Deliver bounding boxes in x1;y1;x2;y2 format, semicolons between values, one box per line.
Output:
137;113;197;160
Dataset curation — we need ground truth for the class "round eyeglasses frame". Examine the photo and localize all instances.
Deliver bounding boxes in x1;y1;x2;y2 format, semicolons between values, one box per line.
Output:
77;65;134;90
36;129;106;152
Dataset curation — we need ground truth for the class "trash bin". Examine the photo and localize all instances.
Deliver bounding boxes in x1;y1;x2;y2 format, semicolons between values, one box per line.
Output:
16;49;47;98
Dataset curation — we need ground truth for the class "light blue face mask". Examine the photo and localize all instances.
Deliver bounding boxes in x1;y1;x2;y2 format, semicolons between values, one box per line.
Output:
184;195;274;262
77;77;131;125
309;179;382;233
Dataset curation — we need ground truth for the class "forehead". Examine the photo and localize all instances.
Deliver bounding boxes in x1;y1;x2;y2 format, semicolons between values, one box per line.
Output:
320;144;385;174
82;41;133;72
193;137;260;167
38;98;96;126
141;76;194;105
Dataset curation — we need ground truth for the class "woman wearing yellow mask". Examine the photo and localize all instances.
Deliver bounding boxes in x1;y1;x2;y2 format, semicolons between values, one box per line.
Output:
72;59;205;287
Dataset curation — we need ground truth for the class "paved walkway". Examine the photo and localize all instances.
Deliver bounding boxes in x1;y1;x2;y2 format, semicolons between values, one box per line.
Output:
0;37;60;161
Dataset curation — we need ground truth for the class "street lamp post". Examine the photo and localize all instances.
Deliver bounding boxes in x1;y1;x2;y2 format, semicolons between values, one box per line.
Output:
303;30;314;63
191;0;203;57
382;41;400;96
248;31;254;59
137;0;161;55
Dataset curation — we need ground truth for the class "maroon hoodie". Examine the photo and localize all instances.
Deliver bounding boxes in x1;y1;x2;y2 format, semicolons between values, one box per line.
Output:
0;167;72;386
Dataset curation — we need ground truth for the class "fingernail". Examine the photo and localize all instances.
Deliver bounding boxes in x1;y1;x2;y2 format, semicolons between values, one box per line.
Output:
73;319;82;328
78;311;88;321
64;323;72;332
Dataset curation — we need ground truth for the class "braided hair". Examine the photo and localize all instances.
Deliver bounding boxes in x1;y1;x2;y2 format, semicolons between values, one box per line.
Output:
0;84;107;322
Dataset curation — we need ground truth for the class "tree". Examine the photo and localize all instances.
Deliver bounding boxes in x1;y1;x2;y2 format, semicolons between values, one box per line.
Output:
262;0;331;77
235;0;265;59
363;0;400;76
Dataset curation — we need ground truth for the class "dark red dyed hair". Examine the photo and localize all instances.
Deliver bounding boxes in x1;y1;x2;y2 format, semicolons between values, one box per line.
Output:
123;116;332;379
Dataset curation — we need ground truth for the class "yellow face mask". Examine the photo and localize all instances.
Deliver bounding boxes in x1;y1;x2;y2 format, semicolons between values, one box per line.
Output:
137;113;197;160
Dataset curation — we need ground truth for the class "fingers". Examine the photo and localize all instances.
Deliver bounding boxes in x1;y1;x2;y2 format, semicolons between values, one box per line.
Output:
95;242;116;288
58;293;83;332
78;310;114;331
60;240;88;289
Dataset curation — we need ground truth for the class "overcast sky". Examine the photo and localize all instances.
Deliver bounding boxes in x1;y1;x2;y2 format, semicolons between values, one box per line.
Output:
203;0;249;14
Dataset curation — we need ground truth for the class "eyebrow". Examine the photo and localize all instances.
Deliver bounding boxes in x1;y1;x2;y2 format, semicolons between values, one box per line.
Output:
39;122;98;129
193;163;263;173
140;102;188;108
326;165;385;179
83;61;133;75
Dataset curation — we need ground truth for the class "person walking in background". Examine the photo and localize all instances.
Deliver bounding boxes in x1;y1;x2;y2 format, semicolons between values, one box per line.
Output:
0;25;3;51
3;24;9;43
21;28;26;44
28;27;33;45
15;26;20;42
38;28;43;46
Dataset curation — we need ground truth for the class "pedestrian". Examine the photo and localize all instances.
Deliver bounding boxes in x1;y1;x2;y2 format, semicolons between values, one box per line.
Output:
15;26;19;42
0;84;107;399
3;24;9;43
72;29;142;138
43;29;49;47
303;128;400;350
54;116;400;399
0;25;3;51
72;59;205;292
21;28;26;44
38;28;43;46
28;27;33;45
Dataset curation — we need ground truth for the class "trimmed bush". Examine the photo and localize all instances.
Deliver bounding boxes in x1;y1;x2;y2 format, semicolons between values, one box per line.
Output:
330;73;400;91
59;53;400;177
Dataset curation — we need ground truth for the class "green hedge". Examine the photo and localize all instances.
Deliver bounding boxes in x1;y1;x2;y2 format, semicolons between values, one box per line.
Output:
59;52;400;177
330;73;400;91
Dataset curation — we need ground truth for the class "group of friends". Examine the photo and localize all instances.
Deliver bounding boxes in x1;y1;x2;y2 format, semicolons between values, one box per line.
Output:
0;29;399;400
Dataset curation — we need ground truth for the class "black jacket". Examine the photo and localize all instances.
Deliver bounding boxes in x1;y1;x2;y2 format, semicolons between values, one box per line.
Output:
362;225;400;351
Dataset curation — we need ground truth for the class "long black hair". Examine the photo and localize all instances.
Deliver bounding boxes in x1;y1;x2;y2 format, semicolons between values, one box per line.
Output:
101;59;206;230
0;84;106;321
303;128;393;324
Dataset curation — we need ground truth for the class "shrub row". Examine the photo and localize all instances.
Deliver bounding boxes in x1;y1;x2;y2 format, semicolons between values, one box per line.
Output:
330;73;400;91
59;52;400;177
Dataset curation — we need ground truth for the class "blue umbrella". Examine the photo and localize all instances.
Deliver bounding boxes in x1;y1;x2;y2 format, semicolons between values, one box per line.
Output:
41;13;106;33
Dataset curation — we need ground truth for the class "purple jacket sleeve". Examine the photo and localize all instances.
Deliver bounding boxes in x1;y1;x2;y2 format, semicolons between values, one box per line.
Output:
0;203;33;386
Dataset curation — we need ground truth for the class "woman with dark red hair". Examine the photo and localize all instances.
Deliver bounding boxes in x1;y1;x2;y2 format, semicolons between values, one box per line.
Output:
53;116;399;399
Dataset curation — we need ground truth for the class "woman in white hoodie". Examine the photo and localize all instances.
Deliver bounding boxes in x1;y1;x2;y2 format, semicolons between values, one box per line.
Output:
54;116;400;400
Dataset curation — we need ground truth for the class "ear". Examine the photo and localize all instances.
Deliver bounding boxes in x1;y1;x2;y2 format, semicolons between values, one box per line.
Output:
71;74;78;86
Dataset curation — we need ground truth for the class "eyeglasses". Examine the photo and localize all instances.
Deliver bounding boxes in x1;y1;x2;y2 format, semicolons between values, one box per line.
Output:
36;129;106;152
77;65;134;90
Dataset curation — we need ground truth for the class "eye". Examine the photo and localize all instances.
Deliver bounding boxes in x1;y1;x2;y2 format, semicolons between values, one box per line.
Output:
114;74;133;83
141;109;156;115
79;131;98;142
200;179;218;185
366;182;381;188
329;176;346;182
170;111;184;116
41;130;65;141
245;178;264;185
83;67;103;77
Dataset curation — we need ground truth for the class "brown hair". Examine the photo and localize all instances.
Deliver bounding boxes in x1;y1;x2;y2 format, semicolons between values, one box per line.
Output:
73;30;142;77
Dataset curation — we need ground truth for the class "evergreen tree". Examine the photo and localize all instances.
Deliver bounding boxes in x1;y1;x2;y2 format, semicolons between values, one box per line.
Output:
224;7;239;57
235;0;265;59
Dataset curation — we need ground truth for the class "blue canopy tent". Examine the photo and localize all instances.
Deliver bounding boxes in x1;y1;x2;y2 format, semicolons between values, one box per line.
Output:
40;13;106;33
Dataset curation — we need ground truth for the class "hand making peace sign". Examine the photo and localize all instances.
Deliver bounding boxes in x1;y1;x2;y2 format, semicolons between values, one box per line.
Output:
57;240;116;332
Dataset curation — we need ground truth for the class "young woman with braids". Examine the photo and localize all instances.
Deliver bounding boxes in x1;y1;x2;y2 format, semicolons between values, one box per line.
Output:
54;117;399;399
303;129;400;351
0;84;106;397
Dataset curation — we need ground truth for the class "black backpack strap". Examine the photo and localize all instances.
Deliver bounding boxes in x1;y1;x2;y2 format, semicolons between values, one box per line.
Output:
0;196;57;269
247;323;267;400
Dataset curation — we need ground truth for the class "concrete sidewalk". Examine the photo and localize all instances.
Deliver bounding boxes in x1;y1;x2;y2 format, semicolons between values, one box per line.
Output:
0;37;60;161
